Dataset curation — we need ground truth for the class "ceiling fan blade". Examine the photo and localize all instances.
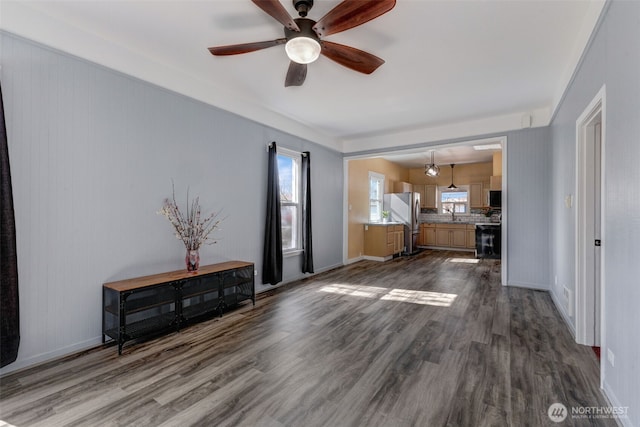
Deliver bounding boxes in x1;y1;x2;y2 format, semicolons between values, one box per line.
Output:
320;41;384;74
285;61;307;87
313;0;396;37
251;0;300;32
208;38;286;56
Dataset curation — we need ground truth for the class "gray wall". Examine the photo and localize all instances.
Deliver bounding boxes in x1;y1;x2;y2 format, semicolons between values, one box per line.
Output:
503;127;551;289
345;126;552;290
549;1;639;424
0;32;343;373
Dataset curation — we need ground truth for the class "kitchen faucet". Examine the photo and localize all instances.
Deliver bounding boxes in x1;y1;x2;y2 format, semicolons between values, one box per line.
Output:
447;208;455;221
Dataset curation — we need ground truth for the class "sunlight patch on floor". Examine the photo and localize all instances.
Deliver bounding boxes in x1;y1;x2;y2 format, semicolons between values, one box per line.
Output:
319;284;457;307
381;289;457;306
318;283;387;299
448;257;480;264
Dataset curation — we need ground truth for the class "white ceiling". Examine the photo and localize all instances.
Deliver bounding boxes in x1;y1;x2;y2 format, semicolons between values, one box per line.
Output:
1;0;605;163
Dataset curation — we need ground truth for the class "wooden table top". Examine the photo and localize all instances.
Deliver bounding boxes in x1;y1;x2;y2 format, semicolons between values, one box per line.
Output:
103;261;254;292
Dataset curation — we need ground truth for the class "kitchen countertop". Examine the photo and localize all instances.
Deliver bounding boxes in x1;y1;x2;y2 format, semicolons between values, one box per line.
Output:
420;221;501;226
367;221;502;226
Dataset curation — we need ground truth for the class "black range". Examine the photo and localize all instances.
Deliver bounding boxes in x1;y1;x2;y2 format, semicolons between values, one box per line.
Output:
475;223;501;259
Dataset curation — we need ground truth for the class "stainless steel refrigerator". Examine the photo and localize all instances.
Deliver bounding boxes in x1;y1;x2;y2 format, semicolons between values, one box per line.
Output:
383;192;421;255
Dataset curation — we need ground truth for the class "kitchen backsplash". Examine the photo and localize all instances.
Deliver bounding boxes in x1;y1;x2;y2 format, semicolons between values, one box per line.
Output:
419;211;501;224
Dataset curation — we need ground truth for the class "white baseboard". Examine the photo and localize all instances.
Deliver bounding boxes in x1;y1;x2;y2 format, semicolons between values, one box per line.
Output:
347;255;398;263
256;261;345;295
550;287;576;338
305;262;343;275
602;381;632;427
363;255;392;262
420;246;475;253
0;336;103;377
345;256;364;265
506;281;550;291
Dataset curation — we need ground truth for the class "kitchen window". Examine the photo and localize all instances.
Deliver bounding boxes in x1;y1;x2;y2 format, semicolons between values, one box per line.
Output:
369;172;385;222
440;188;468;214
278;149;301;252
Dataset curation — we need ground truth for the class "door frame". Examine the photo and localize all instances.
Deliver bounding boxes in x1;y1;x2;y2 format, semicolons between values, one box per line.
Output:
342;136;507;283
575;85;606;358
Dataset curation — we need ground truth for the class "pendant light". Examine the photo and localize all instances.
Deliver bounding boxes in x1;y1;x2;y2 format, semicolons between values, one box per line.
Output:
447;164;458;190
424;151;440;177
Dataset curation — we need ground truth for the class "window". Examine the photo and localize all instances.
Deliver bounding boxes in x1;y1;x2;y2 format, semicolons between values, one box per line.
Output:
440;189;468;214
369;172;385;222
278;150;301;252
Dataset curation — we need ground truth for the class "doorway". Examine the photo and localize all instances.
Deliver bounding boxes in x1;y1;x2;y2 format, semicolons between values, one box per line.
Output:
575;85;605;351
342;136;508;287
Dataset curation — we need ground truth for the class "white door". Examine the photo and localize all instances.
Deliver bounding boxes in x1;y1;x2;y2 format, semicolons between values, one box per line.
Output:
593;119;602;346
576;86;605;348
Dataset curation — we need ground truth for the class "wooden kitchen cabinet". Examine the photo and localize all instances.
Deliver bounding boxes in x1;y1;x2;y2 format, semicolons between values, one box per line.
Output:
490;175;502;191
419;223;436;246
425;227;436;245
466;225;476;249
451;228;467;248
393;181;413;193
470;182;484;208
413;184;437;209
434;223;468;248
393;226;404;254
364;224;404;258
420;223;476;251
436;228;451;246
424;185;436;208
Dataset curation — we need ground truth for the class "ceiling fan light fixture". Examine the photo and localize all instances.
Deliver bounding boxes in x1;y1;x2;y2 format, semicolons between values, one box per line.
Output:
293;0;314;17
285;37;321;64
209;0;396;86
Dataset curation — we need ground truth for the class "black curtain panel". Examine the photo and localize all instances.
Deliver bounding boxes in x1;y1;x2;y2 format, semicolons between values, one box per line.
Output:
0;82;20;367
301;152;314;274
262;142;283;285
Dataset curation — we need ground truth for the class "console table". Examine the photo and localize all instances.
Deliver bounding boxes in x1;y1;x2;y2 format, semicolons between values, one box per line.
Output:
103;261;254;354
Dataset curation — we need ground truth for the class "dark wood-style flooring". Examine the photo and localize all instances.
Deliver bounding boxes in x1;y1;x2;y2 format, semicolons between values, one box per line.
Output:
0;251;614;426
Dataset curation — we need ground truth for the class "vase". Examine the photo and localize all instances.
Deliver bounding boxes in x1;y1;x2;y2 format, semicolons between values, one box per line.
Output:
185;249;200;272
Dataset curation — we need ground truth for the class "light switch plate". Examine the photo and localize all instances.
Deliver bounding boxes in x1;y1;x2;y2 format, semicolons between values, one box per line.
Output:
565;195;573;208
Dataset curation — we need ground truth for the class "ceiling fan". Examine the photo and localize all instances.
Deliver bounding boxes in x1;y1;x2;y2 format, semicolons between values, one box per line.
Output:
208;0;396;87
